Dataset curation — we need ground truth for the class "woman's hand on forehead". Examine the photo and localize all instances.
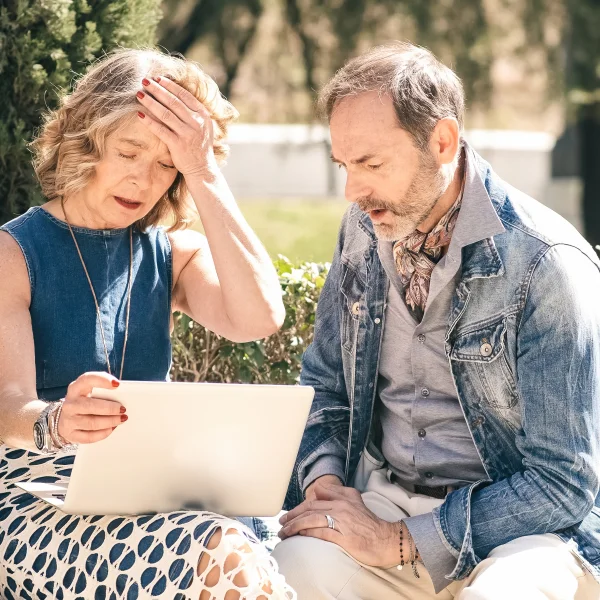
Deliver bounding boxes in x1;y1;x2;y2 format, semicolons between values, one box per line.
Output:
135;76;217;178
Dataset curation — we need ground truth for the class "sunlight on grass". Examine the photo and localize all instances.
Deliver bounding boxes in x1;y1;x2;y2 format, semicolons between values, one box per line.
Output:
194;198;348;263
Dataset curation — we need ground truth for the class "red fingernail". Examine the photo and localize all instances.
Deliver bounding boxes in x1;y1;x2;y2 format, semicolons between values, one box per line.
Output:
142;78;150;86
112;380;120;388
120;406;126;414
137;111;145;119
121;414;129;423
136;91;145;99
153;76;161;83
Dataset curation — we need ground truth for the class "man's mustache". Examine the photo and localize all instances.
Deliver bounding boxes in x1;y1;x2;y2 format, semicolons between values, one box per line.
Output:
356;198;397;214
356;198;401;216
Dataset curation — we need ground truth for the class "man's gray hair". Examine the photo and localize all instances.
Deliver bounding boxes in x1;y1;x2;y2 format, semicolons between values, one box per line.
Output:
318;42;465;151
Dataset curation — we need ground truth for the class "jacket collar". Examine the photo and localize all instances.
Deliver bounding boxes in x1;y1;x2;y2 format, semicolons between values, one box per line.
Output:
357;143;506;280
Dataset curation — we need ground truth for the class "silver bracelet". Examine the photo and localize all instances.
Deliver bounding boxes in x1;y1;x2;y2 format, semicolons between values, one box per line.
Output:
49;400;77;452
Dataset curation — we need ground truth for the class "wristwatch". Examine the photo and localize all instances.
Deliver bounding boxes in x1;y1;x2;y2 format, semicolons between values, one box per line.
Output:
33;403;59;454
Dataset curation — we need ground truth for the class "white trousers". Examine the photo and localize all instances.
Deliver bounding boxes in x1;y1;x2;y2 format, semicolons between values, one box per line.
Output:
272;468;600;600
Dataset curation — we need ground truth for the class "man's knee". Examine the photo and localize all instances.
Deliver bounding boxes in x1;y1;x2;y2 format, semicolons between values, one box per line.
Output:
272;535;361;599
456;535;590;600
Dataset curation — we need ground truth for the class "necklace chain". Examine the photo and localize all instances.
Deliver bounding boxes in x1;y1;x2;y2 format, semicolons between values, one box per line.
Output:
61;201;133;380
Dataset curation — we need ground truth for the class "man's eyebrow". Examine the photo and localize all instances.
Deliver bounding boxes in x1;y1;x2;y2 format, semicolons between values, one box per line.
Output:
330;153;377;165
117;137;148;149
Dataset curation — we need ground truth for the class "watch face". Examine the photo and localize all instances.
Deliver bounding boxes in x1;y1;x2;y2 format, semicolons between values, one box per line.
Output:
33;422;45;451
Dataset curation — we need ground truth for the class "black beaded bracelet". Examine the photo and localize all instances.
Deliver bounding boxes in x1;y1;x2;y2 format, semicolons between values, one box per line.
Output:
398;521;405;569
397;520;420;578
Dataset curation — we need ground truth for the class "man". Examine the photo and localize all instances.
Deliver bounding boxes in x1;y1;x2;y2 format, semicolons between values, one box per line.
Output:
272;42;600;599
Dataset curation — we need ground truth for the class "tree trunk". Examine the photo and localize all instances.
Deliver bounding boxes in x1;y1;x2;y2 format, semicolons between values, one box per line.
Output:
579;107;600;250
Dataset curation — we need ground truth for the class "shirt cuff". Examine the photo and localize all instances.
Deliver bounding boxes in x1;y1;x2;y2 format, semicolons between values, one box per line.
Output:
404;512;457;593
301;455;346;494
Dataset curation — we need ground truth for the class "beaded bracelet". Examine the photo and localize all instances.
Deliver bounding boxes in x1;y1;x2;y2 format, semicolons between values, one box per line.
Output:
397;520;420;578
398;521;405;570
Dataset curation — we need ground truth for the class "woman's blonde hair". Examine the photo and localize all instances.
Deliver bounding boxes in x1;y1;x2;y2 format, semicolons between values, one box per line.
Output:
32;48;239;231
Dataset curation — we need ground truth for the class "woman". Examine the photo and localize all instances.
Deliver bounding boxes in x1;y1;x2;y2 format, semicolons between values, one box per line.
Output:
0;48;293;599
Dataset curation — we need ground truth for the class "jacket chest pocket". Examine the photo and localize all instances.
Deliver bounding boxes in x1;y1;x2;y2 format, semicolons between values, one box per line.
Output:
449;319;519;410
340;263;365;354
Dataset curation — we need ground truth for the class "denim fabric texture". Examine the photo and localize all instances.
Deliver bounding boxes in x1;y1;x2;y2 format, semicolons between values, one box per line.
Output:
285;146;600;586
0;207;271;557
0;207;173;400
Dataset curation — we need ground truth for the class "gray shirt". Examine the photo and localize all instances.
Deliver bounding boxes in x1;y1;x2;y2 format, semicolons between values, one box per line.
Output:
376;239;488;488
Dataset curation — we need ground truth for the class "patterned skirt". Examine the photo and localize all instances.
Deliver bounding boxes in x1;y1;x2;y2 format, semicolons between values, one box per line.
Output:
0;446;295;600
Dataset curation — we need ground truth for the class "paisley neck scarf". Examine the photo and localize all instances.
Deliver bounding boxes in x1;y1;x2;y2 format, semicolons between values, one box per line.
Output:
392;179;464;322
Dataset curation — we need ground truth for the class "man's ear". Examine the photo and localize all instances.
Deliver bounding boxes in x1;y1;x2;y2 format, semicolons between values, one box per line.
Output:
429;118;460;165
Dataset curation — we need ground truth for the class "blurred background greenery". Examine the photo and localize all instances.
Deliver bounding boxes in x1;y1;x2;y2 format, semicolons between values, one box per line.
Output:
193;199;346;262
1;0;598;383
1;0;599;259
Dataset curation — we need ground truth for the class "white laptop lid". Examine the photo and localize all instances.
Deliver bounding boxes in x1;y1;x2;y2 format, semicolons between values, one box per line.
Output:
26;382;314;517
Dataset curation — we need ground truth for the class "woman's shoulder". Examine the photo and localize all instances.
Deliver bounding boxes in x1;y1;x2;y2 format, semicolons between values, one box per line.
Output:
0;208;42;283
0;230;31;303
0;206;43;235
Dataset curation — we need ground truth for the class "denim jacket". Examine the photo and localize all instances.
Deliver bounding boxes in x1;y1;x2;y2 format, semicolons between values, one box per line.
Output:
284;150;600;583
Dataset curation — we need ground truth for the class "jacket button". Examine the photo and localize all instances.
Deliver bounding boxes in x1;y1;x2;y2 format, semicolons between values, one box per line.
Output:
480;342;493;357
425;472;434;479
421;388;430;397
418;429;426;438
417;334;426;343
374;317;381;324
352;302;361;316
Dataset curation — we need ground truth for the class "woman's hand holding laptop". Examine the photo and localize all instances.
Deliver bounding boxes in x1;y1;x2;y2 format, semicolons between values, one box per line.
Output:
57;372;128;445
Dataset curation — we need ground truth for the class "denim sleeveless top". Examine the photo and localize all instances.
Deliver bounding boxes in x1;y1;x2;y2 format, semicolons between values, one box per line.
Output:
0;207;173;401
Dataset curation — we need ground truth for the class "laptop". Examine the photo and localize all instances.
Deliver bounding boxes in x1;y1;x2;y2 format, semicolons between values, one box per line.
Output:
16;381;314;517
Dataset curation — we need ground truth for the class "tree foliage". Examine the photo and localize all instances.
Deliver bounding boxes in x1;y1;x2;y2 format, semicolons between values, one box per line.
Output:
564;0;600;245
282;0;494;107
171;257;329;384
0;0;162;225
159;0;599;242
160;0;495;109
158;0;263;99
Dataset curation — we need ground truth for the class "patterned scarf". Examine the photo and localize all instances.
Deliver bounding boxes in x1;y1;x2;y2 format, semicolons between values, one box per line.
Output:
392;189;463;322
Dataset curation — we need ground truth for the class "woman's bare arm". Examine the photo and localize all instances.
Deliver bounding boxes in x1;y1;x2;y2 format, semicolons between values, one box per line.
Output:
169;183;285;344
0;232;126;449
0;231;47;449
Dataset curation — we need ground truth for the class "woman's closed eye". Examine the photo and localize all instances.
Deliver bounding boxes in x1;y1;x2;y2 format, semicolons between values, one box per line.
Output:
118;152;175;169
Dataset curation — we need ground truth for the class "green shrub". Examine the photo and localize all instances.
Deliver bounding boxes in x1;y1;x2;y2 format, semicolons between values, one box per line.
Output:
170;256;329;384
0;0;162;225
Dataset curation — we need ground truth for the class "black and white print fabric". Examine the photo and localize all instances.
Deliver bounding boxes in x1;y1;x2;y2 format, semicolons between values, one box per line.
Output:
0;447;295;599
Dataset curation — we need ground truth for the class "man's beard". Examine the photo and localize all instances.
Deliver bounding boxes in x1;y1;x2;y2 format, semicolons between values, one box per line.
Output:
358;151;448;242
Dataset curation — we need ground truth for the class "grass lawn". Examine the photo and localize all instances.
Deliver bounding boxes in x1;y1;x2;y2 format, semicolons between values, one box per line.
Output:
194;198;348;264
